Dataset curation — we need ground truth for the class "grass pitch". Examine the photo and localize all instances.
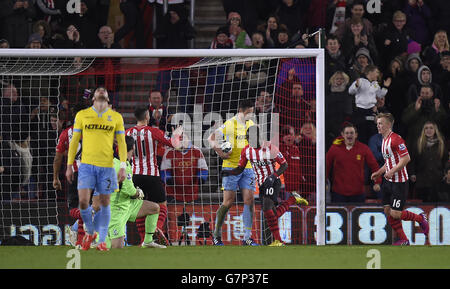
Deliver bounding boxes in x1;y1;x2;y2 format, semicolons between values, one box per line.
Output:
0;245;449;269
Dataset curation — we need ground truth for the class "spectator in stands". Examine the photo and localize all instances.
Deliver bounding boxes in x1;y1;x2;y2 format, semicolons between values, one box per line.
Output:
335;0;373;41
279;125;302;195
255;89;277;139
402;85;448;146
64;0;99;49
160;142;208;203
407;65;443;104
325;71;352;149
409;121;448;202
379;11;412;70
348;47;374;84
348;64;390;144
0;83;31;142
341;17;378;67
326;123;381;203
210;26;234;49
422;30;450;72
25;33;43;49
275;0;308;37
298;122;316;198
404;53;423;87
226;11;251;48
52;24;85;49
148;90;170;132
274;25;290;48
324;35;346;83
0;132;32;200
250;31;266;49
256;14;279;49
32;20;53;48
435;164;450;202
95;25;121;49
403;0;432;46
384;57;409;137
154;5;195;49
434;51;450;115
113;0;144;48
0;0;36;48
429;0;450;37
0;39;10;48
278;80;312;127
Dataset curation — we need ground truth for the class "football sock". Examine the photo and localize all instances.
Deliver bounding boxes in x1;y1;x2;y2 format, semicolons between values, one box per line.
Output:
264;209;281;241
77;218;85;244
80;206;95;235
136;217;146;243
401;210;423;223
93;206;102;233
214;205;229;238
71;220;78;232
69;208;81;220
243;204;253;240
157;203;167;230
275;197;296;218
144;214;159;243
98;204;111;243
387;215;407;241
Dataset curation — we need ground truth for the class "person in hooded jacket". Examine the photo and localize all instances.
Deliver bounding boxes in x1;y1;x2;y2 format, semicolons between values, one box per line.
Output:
153;5;195;49
407;65;443;104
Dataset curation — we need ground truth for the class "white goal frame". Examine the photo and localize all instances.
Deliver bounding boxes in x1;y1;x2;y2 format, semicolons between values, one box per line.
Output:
0;48;326;246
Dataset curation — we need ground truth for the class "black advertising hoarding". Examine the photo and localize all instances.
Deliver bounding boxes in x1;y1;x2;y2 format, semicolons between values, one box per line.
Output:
1;201;449;245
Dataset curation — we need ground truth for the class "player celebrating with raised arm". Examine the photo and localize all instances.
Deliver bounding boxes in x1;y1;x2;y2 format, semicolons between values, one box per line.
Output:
66;87;128;251
208;99;258;246
126;106;183;246
371;113;429;245
107;136;166;249
222;125;308;246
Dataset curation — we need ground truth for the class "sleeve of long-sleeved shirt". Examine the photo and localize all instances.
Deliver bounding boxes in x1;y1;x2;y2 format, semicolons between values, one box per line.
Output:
348;80;359;95
325;146;336;180
114;114;127;163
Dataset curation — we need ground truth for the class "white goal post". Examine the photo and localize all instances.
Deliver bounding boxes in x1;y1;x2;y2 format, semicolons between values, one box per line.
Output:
0;48;326;246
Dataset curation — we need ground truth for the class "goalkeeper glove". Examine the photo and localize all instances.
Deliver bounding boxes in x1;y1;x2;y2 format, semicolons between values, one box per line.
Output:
135;186;144;200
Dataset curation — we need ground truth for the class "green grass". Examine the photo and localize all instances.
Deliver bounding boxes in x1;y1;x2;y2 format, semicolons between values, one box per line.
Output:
1;245;449;269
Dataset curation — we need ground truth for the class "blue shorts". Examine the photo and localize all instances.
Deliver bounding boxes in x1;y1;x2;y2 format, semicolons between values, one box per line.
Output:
78;163;118;194
222;168;256;192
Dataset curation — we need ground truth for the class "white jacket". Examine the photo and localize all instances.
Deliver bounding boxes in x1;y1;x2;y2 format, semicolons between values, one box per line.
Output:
348;78;387;109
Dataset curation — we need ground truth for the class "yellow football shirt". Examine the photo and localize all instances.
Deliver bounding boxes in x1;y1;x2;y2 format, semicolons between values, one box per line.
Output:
217;116;253;168
68;106;125;168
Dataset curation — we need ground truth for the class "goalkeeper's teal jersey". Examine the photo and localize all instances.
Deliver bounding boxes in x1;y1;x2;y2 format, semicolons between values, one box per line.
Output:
110;158;136;212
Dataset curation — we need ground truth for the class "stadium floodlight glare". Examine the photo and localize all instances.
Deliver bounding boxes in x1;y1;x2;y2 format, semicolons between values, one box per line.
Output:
0;48;325;246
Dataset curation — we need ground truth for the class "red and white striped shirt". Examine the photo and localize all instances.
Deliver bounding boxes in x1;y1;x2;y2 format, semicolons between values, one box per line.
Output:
381;131;409;182
238;144;287;186
56;126;81;172
126;125;173;176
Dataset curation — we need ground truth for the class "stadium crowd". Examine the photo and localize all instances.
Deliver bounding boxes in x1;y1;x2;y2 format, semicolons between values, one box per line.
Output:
0;0;449;205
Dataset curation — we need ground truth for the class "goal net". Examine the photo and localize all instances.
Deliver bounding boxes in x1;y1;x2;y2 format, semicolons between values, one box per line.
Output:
0;49;325;246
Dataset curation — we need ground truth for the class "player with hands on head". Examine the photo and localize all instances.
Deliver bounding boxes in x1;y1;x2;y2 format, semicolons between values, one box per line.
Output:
66;87;128;251
370;113;429;245
106;136;166;249
222;125;308;246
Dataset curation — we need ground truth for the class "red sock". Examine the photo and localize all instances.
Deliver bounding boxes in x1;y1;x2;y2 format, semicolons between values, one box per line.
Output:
76;218;85;245
69;208;81;220
264;209;281;241
387;216;407;240
275;197;296;218
136;217;146;243
401;210;423;223
157;204;167;230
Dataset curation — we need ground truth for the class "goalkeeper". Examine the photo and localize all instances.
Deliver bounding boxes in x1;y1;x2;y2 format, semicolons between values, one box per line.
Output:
107;136;166;249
